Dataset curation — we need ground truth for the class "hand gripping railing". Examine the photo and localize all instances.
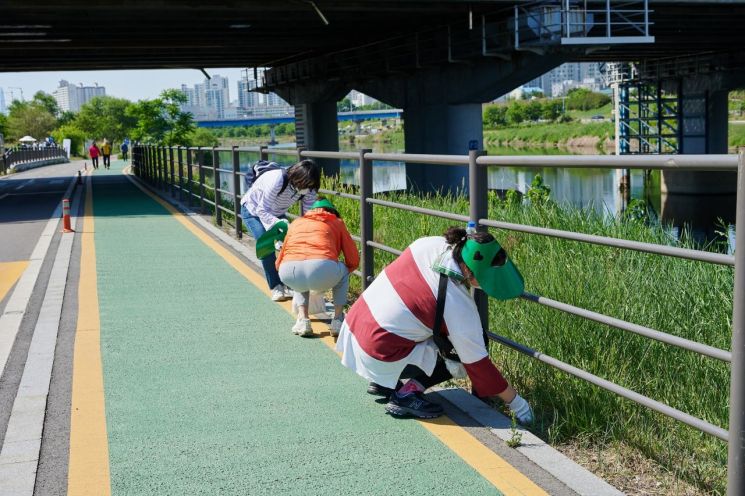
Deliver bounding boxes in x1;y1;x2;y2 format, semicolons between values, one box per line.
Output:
132;144;744;494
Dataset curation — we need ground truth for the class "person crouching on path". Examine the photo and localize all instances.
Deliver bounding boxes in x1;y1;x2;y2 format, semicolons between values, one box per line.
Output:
101;140;112;169
276;198;359;337
240;159;320;302
335;226;533;423
89;142;100;169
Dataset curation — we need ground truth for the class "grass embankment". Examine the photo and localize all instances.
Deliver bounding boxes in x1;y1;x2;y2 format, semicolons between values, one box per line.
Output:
728;122;745;147
484;121;614;150
314;178;732;494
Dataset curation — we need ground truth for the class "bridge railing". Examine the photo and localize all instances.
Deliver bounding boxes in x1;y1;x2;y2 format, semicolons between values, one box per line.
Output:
131;144;744;492
1;145;68;175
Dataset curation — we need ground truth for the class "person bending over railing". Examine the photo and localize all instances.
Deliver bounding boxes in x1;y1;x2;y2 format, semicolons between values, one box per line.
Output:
336;226;533;423
276;198;359;337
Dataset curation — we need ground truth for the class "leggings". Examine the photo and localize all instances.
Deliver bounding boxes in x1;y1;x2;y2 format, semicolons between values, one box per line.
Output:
399;357;452;390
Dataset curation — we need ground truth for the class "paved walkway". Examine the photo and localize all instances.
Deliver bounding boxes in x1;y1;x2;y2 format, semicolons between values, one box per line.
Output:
69;161;535;495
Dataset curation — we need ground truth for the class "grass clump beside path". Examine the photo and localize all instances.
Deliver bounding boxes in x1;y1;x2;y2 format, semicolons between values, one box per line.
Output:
315;176;733;494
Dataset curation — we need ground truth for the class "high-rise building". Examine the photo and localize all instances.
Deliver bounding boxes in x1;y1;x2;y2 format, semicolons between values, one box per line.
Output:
523;62;607;97
0;88;5;114
52;80;105;112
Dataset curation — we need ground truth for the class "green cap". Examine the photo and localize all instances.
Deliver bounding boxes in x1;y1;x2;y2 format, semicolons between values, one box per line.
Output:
461;238;524;300
311;198;335;210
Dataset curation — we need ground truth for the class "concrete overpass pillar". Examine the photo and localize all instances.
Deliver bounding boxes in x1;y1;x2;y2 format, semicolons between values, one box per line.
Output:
661;81;736;238
404;103;483;193
294;101;339;176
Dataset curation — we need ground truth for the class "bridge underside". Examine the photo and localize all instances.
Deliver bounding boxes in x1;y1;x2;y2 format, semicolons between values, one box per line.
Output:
0;1;744;72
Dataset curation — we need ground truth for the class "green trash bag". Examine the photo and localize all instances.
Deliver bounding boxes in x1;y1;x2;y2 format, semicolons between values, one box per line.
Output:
255;221;289;260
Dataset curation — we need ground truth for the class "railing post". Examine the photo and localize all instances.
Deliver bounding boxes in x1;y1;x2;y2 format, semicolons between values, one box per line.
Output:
161;147;168;190
169;146;176;197
728;150;745;495
146;146;152;182
469;149;490;335
259;145;268;161
157;146;164;189
359;148;374;289
177;146;184;202
296;146;306;163
232;146;243;239
186;147;194;206
198;147;205;213
212;147;222;226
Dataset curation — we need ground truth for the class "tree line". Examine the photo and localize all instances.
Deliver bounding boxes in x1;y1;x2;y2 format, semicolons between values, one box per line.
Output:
483;88;611;129
0;89;218;156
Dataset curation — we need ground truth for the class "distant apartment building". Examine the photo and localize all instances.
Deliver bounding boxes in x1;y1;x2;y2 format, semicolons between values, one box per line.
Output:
0;88;5;114
52;80;106;112
349;90;378;108
524;62;608;98
236;68;291;117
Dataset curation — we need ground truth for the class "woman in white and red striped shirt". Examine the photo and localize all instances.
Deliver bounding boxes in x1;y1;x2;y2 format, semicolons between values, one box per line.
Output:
336;226;533;423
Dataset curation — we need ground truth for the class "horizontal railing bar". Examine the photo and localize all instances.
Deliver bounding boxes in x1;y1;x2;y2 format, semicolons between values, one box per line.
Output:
318;188;362;201
367;197;469;223
217;205;234;216
300;150;360;160
364;152;470;165
235;147;262;152
264;149;298;156
367;240;402;256
486;330;729;441
479;218;735;266
215;167;233;174
216;188;234;197
476;154;739;171
520;292;731;362
203;198;216;207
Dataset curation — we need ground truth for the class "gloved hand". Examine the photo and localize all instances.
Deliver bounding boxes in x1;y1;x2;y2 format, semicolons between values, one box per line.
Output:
508;394;534;425
274;240;283;251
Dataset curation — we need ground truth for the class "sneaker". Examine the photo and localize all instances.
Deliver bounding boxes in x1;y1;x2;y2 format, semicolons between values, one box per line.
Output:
367;382;395;397
271;285;286;301
291;317;312;336
283;286;294;299
385;391;444;419
329;314;344;337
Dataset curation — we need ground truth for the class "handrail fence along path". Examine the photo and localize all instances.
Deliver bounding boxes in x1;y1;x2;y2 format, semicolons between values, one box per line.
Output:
1;145;68;174
132;144;745;494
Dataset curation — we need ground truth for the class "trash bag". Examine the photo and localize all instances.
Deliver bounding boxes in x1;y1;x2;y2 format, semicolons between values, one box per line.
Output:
291;291;328;319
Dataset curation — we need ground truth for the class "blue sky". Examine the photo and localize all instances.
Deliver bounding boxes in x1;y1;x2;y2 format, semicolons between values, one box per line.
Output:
0;67;247;103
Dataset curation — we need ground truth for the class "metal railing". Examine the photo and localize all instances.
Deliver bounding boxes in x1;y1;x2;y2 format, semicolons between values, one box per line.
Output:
1;145;68;175
132;144;744;494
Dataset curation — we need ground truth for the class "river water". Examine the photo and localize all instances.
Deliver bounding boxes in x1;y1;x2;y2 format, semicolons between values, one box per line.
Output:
335;141;660;217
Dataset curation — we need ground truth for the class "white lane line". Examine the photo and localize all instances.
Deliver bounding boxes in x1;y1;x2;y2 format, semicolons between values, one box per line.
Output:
0;174;76;378
14;180;33;191
0;180;82;495
0;194;8;201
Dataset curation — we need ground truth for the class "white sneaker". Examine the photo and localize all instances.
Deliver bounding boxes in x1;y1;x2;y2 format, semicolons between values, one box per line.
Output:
283;286;294;299
292;317;312;336
329;314;344;337
271;285;286;302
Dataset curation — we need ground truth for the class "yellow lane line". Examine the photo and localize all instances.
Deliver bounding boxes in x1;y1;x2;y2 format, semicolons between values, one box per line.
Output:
124;170;546;496
68;174;112;496
0;261;29;302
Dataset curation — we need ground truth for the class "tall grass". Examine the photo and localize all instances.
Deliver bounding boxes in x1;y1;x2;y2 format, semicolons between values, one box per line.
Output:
317;176;733;494
484;121;614;148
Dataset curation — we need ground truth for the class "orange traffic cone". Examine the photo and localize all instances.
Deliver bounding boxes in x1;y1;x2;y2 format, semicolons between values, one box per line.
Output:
61;198;74;233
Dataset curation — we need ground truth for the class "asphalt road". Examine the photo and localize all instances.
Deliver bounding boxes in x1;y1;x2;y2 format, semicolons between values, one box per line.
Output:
0;160;85;263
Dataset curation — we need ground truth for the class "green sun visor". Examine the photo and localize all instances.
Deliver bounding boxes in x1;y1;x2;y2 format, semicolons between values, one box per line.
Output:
255;221;288;260
461;238;524;300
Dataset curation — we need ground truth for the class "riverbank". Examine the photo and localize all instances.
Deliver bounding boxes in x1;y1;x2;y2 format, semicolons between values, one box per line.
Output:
303;181;731;495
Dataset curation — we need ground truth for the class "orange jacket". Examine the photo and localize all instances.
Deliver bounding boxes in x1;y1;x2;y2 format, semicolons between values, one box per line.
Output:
276;209;360;272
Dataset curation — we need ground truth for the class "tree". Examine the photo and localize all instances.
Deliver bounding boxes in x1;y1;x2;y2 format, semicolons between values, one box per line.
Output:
126;89;195;145
31;91;60;118
0;112;7;138
188;127;219;147
51;124;87;156
75;96;135;143
506;101;526;125
483;105;508;128
6;102;56;140
337;97;354;112
565;88;611;111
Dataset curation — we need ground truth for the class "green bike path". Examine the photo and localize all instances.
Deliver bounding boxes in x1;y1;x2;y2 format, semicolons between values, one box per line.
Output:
76;161;524;495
